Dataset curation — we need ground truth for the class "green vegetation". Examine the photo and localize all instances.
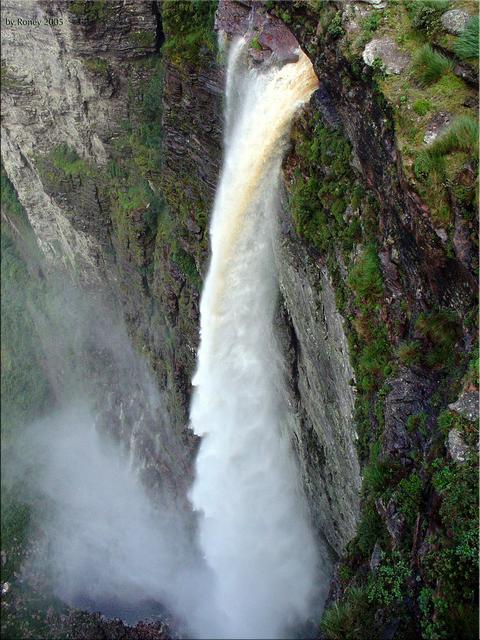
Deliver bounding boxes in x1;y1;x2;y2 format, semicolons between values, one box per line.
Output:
249;36;262;51
406;411;428;435
398;310;462;371
348;246;392;395
454;15;479;60
327;12;345;39
68;0;109;22
425;114;478;159
412;44;453;86
348;245;384;304
171;245;201;290
362;10;383;38
412;115;478;227
396;472;422;529
405;0;451;39
49;143;92;179
130;30;157;49
321;587;374;640
282;3;478;638
161;0;217;66
412;98;432;115
367;551;411;606
290;115;360;255
421;450;479;639
83;57;109;75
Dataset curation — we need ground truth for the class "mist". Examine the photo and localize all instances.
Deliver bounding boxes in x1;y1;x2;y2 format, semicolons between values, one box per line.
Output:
3;401;218;636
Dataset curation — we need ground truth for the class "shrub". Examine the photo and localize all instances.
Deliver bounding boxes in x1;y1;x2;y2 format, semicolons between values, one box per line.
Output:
162;0;217;66
406;412;428;435
398;310;461;371
171;246;201;290
411;44;453;86
454;16;479;60
321;587;374;640
84;57;109;75
348;245;384;304
425;453;479;638
327;12;345;39
362;10;382;35
355;497;387;557
69;0;109;21
415;310;462;368
367;550;411;607
406;0;450;39
396;472;422;528
363;441;388;495
49;143;91;179
249;36;262;51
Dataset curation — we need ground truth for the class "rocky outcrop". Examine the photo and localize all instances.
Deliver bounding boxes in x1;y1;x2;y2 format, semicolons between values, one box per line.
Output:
276;226;360;556
382;367;436;463
216;0;300;63
1;0;158;279
362;38;410;75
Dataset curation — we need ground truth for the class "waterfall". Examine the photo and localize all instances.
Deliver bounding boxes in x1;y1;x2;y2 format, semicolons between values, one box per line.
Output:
189;38;322;639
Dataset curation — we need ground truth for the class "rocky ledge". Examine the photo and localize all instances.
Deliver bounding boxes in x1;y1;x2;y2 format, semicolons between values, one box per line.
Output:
216;0;300;63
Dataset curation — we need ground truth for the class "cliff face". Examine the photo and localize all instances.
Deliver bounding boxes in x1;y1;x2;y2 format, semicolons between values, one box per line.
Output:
1;0;478;638
1;0;222;502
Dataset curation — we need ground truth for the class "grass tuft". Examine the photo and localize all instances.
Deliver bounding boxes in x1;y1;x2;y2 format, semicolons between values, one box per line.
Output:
454;15;479;61
411;44;453;86
426;115;479;159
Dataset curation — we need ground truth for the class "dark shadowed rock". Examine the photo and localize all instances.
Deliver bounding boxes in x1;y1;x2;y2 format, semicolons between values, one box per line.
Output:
423;112;452;145
376;497;406;548
382;367;436;462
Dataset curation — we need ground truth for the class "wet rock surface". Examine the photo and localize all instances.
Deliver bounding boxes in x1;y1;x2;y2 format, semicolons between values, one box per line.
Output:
216;0;300;63
382;368;436;463
275;227;360;557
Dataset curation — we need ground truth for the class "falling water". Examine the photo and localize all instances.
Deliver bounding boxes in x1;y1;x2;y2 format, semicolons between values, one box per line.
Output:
190;38;322;639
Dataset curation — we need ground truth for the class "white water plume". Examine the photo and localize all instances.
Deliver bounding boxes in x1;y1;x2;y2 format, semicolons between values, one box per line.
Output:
190;38;323;639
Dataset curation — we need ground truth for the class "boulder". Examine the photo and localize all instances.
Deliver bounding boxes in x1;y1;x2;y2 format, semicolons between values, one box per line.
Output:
447;428;469;464
448;391;479;422
423;111;452;145
357;0;386;6
441;9;470;35
362;38;410;74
